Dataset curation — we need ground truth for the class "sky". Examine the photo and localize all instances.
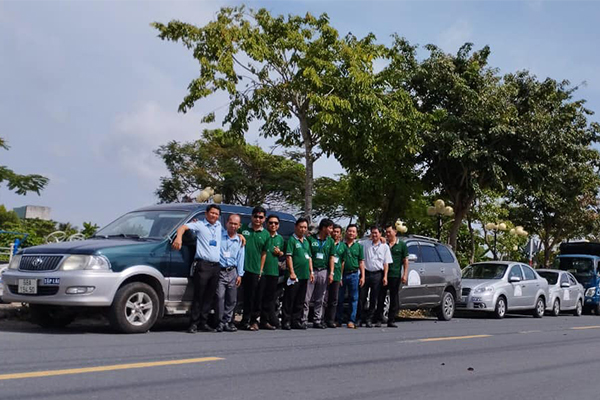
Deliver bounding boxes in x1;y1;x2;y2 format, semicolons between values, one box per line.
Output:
1;0;599;228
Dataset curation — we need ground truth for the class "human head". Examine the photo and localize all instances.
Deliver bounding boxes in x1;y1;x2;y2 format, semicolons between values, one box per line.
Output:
205;204;221;224
295;217;309;237
251;206;266;228
332;224;342;242
318;218;334;237
385;223;397;242
266;214;280;234
346;224;358;241
227;214;241;236
370;225;381;242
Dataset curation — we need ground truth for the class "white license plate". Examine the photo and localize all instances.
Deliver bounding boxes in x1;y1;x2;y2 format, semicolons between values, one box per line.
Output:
18;279;37;294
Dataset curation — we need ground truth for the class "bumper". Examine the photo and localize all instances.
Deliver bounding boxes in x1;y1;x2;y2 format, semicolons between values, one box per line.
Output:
456;294;495;311
584;296;599;306
2;269;120;306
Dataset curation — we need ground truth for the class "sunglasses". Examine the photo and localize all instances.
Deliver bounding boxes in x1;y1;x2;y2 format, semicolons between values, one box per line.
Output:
253;214;265;220
268;221;279;225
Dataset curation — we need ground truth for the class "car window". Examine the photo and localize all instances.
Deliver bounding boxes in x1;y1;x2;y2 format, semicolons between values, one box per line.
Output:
407;244;420;263
278;220;295;239
568;273;578;285
538;271;558;285
508;265;523;280
560;273;569;285
436;245;455;263
521;265;536;280
420;244;441;263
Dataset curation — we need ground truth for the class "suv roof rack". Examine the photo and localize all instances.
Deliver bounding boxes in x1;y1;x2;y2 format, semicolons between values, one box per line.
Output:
405;234;439;243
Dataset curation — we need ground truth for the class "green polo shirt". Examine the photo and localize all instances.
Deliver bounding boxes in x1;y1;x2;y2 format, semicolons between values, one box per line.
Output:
285;234;312;280
388;240;408;278
343;241;364;273
263;233;285;277
239;223;270;275
307;235;334;270
331;241;347;282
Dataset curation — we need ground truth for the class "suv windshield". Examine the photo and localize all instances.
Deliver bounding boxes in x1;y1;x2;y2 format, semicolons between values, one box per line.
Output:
462;264;507;280
95;210;189;239
554;257;595;285
538;271;559;285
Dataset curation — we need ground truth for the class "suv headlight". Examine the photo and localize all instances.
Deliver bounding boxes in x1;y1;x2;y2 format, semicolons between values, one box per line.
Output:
474;286;494;294
585;287;597;297
60;255;111;271
8;255;21;270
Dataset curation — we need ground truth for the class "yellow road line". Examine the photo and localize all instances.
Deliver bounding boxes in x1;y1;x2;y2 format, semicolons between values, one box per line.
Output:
0;357;223;381
418;334;492;342
571;326;600;330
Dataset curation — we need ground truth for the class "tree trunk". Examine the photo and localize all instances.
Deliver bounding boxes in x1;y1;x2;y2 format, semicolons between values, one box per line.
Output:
448;193;475;251
298;115;313;223
467;213;475;264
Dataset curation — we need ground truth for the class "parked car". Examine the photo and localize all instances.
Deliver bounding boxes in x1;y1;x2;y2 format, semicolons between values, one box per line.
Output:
537;269;584;316
1;203;295;333
458;261;549;319
0;264;7;302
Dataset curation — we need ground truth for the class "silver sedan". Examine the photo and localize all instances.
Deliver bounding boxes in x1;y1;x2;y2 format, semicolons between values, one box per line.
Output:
537;269;584;316
458;261;549;319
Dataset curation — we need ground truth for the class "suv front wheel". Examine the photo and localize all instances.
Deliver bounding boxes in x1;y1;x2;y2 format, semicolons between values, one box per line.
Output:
109;282;159;333
435;291;455;321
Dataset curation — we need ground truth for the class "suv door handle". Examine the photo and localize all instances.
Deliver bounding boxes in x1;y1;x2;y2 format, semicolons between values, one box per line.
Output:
440;268;445;273
419;268;425;273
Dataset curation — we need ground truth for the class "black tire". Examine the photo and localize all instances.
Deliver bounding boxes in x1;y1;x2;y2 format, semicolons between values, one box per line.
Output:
532;297;545;318
29;304;75;329
573;299;583;317
493;296;507;319
435;291;455;321
550;298;560;317
595;302;600;316
583;306;593;315
109;282;159;333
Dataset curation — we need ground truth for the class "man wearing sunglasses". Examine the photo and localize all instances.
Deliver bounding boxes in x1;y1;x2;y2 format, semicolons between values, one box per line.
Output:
258;215;285;329
239;206;270;331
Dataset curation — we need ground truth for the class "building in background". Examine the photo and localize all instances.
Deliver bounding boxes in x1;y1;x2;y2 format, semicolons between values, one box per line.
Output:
13;205;51;221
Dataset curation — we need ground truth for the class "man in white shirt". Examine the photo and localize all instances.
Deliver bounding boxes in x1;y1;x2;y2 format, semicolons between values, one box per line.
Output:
359;225;392;328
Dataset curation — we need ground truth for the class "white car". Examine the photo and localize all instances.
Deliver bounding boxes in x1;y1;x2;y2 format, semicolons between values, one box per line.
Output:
0;264;7;302
537;269;584;316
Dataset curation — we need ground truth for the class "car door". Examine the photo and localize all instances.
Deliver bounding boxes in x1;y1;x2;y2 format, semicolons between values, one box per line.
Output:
167;211;203;303
419;242;445;304
520;265;540;308
399;242;426;307
567;273;581;308
507;265;526;308
559;272;574;308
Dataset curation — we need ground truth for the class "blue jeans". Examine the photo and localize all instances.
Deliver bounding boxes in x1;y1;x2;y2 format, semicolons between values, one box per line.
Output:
337;271;359;323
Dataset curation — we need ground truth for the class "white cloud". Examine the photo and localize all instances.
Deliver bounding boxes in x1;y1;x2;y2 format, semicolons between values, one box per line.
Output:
438;20;473;53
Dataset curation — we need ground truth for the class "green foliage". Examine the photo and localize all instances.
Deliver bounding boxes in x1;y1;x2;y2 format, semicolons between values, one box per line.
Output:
0;138;48;195
155;129;305;208
81;222;100;238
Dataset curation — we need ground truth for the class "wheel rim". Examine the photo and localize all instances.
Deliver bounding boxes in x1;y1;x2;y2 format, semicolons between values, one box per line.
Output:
125;292;153;326
554;300;560;315
537;299;545;316
443;294;454;317
577;301;582;315
498;299;506;316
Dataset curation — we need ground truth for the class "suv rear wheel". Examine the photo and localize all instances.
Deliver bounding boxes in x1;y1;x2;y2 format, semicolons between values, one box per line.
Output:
109;282;159;333
435;291;455;321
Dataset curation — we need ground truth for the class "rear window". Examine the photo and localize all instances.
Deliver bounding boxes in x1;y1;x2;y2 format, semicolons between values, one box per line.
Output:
421;245;441;263
436;245;455;263
538;271;559;285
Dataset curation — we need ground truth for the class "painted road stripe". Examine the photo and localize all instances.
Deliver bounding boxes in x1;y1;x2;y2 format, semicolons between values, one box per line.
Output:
571;326;600;330
418;334;492;342
0;357;223;381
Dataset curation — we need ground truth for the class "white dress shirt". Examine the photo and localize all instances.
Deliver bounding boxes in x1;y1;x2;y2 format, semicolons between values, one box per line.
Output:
360;239;392;272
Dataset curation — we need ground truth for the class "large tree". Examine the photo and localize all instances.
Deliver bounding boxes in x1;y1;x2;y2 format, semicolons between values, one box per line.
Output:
153;7;373;222
0;138;48;195
155;129;304;209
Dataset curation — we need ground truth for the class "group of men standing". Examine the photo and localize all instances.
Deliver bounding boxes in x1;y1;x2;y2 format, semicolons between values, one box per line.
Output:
172;204;409;333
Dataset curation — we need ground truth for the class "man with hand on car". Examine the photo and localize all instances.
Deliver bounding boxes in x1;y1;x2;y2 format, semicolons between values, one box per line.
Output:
215;214;245;332
172;204;223;333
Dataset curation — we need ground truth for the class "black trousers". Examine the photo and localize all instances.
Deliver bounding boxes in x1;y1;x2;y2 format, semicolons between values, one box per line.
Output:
359;270;383;323
375;277;402;323
258;275;279;327
325;281;340;324
241;271;261;326
282;279;308;327
190;259;221;327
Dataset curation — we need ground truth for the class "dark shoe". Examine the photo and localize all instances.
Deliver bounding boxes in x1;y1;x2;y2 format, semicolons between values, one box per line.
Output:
365;321;373;328
198;324;215;333
249;323;259;331
335;322;342;328
260;322;276;331
387;322;398;328
374;321;382;328
326;322;337;329
187;324;198;334
223;323;237;332
241;324;252;331
291;323;307;330
215;324;223;333
282;323;291;330
313;323;326;329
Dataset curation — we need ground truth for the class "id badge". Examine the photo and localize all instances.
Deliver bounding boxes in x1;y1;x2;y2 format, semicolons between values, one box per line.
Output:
209;240;217;246
316;252;324;260
333;256;339;263
304;253;310;260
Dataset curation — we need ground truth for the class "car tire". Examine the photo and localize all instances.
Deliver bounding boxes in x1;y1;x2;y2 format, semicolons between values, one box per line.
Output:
109;282;159;333
29;304;75;329
550;298;560;317
573;299;583;317
493;296;507;319
435;291;455;321
595;302;600;316
532;297;545;318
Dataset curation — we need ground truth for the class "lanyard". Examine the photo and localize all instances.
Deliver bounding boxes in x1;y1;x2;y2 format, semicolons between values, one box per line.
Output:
317;237;326;252
206;220;217;242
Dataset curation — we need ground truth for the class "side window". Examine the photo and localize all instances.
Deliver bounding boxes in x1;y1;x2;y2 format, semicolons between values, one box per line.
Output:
407;244;420;263
278;220;295;239
568;274;578;285
522;265;536;281
508;266;523;280
436;245;455;263
189;212;205;222
420;244;441;263
560;273;569;285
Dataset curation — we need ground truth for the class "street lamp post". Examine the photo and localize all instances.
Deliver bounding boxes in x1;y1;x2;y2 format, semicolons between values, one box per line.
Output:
485;223;507;260
427;199;454;241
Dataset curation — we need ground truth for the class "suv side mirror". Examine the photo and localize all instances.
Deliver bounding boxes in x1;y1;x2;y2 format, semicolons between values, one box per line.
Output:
408;254;417;262
509;276;521;283
560;282;570;288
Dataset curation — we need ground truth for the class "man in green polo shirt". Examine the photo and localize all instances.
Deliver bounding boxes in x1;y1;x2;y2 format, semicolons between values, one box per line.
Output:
336;224;365;329
325;224;346;328
239;206;270;331
304;219;335;329
375;222;409;327
258;214;285;330
282;217;314;330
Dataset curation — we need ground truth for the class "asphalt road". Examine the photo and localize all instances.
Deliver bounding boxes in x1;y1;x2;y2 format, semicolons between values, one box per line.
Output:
1;312;600;400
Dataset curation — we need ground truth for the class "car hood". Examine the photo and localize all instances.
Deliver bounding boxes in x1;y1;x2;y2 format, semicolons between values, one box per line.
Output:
20;239;161;255
461;279;502;289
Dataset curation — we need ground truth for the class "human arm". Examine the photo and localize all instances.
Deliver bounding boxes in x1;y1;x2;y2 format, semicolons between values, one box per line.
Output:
401;257;409;285
309;258;314;283
359;260;365;287
328;255;335;284
286;255;296;280
171;224;190;250
260;251;266;277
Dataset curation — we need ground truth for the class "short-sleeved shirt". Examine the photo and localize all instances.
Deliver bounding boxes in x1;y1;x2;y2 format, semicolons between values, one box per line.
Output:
307;235;335;270
343;241;364;273
185;219;222;262
331;241;347;282
285;234;312;280
220;231;245;277
239;223;270;275
263;234;285;277
389;240;409;278
360;240;393;272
